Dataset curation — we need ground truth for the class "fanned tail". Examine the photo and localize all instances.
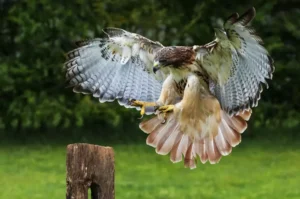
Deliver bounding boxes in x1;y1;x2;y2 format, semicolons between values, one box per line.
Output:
139;109;252;169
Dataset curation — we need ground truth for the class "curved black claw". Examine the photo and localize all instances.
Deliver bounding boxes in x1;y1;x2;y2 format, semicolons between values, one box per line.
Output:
128;98;136;106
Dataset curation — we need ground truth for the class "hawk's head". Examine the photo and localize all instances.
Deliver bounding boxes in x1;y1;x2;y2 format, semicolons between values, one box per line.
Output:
153;46;195;73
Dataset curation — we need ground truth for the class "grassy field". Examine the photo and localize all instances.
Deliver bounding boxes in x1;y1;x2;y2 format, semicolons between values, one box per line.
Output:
1;135;300;199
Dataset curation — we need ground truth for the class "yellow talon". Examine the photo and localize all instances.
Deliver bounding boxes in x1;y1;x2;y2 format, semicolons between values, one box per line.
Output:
157;104;175;123
130;99;157;117
158;104;175;113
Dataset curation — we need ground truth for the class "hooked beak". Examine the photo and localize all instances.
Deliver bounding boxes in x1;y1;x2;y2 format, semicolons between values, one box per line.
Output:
153;61;160;74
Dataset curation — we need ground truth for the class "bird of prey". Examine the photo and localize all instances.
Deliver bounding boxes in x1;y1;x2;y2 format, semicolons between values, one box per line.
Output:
64;7;274;169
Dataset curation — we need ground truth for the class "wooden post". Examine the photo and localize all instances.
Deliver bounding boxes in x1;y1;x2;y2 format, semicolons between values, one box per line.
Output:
66;143;114;199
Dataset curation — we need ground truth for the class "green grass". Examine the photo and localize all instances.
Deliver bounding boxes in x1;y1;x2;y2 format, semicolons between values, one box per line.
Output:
1;137;300;199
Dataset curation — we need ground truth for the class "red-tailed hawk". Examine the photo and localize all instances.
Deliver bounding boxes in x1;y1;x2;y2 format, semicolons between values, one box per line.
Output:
64;7;274;169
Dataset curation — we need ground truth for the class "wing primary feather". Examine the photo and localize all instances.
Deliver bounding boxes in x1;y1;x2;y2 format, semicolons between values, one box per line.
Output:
198;7;274;114
224;12;239;27
236;7;256;26
64;28;166;111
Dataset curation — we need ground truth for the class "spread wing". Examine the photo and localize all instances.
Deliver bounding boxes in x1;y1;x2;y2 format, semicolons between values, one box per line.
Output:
64;28;168;108
195;7;274;115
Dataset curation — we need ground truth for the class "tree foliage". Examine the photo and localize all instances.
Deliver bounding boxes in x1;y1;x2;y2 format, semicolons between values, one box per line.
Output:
0;0;299;134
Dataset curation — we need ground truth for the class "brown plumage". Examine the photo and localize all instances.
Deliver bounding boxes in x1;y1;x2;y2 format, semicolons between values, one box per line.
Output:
155;46;195;68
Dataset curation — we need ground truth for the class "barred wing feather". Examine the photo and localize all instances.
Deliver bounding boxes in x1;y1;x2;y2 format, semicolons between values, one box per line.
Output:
64;28;167;109
196;7;274;115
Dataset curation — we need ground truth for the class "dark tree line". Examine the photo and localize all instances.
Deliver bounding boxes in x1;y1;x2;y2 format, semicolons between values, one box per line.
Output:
1;0;299;136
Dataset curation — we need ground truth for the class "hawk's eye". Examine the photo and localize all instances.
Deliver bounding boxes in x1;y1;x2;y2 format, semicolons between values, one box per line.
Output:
159;60;168;66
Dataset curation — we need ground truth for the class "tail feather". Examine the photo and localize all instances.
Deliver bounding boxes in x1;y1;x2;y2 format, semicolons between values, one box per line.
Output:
193;139;208;164
214;127;232;155
220;119;241;147
171;134;189;163
156;124;180;155
170;133;184;163
156;120;178;155
145;125;162;147
184;142;196;169
139;116;161;134
140;109;252;169
140;115;173;147
238;109;252;121
205;138;222;164
223;112;248;133
150;118;176;148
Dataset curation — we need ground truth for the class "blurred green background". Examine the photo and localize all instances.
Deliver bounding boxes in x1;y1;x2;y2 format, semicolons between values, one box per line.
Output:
1;0;300;198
